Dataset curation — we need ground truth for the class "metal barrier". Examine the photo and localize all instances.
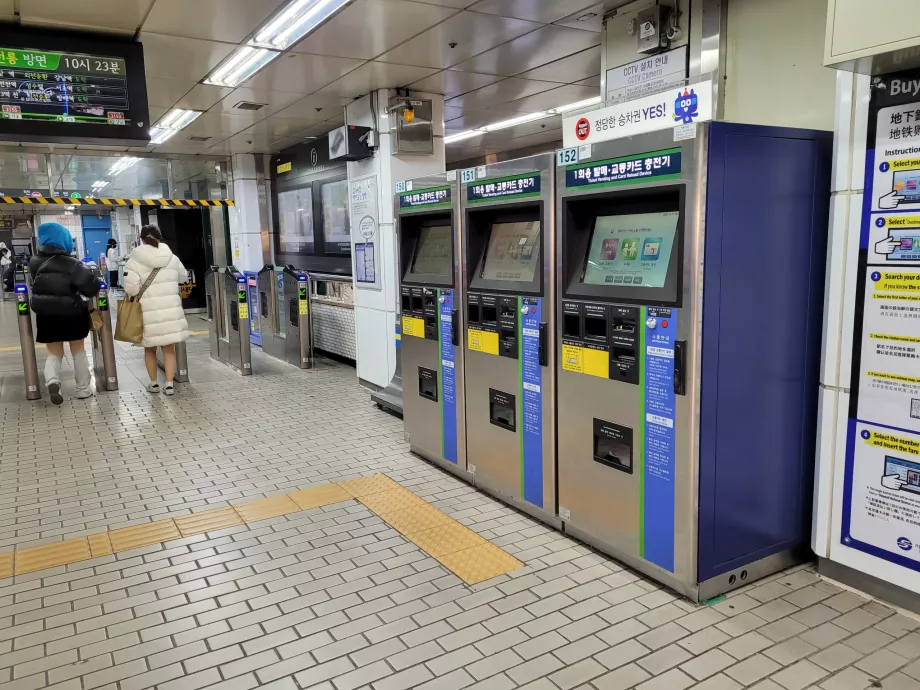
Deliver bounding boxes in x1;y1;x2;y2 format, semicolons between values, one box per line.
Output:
256;264;313;369
90;281;119;391
15;283;41;401
205;265;251;375
157;341;189;383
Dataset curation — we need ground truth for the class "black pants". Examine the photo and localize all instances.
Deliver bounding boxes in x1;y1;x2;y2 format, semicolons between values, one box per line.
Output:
108;270;119;288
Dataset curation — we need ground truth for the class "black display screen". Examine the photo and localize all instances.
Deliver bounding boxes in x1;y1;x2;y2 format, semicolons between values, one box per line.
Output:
0;28;149;146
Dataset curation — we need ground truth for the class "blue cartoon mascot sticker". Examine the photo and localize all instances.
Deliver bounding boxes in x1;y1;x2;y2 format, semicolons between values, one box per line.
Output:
673;88;699;124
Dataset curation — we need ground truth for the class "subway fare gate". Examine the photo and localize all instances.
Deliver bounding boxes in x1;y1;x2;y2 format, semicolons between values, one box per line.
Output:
257;265;313;369
554;123;831;600
397;174;466;477
461;154;556;525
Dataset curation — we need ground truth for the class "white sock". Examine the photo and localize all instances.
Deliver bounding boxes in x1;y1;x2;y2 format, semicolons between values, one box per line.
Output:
44;355;63;386
73;351;91;391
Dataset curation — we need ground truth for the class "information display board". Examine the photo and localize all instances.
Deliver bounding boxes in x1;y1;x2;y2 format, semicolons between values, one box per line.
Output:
581;212;679;288
842;66;920;575
0;29;149;145
479;221;541;282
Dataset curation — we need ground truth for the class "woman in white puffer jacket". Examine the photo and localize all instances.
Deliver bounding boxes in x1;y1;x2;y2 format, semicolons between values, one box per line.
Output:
123;225;189;395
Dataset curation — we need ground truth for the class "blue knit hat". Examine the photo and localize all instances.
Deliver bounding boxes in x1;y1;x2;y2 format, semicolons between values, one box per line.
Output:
37;222;74;254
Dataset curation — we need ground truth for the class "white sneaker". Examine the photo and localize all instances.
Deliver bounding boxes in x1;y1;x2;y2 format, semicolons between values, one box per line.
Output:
146;382;161;393
164;383;175;396
74;388;94;400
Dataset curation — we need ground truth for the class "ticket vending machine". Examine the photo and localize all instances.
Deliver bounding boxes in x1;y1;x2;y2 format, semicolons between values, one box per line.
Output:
461;154;556;525
396;173;466;477
555;123;831;600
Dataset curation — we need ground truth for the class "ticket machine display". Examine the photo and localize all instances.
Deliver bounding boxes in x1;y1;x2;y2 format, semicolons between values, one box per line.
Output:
555;123;831;600
396;174;466;476
462;155;557;525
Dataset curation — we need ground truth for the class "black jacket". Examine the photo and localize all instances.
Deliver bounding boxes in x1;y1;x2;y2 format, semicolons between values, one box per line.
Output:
28;246;100;317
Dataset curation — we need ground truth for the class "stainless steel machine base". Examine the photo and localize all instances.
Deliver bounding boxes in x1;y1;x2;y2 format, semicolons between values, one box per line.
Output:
411;446;470;483
473;474;564;532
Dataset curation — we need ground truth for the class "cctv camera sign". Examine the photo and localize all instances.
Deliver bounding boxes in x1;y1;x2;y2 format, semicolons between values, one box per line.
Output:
562;80;712;149
841;66;920;576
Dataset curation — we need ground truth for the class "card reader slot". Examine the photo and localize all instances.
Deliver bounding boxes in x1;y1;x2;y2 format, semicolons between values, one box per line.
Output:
260;292;269;317
563;313;581;339
401;294;411;312
612;317;635;333
411;296;423;312
482;305;497;325
468;303;480;324
584;315;607;341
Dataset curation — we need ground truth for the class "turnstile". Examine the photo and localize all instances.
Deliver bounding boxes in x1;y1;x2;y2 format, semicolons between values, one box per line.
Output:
554;123;831;600
257;264;313;368
396;173;465;477
15;283;40;401
90;280;118;391
461;155;557;526
205;265;252;375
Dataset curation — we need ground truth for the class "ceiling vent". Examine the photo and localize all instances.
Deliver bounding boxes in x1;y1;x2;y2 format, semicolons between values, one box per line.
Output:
188;136;211;142
234;101;266;111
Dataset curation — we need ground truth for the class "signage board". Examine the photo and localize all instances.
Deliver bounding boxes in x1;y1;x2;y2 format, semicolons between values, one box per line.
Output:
606;46;688;104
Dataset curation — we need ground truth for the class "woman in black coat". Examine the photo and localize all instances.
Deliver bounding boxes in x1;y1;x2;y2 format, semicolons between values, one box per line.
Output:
29;222;101;404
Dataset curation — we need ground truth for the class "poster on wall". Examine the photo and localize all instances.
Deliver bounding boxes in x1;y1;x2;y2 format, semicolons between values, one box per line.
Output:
843;67;920;573
349;175;380;289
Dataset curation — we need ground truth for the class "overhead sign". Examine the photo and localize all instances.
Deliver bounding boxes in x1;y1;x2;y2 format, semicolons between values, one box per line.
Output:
606;46;688;104
564;148;681;190
399;186;451;209
841;66;920;576
466;172;540;203
563;80;712;149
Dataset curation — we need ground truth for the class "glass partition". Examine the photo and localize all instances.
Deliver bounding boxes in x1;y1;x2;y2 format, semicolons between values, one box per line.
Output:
0;151;50;197
50;154;168;200
171;159;230;200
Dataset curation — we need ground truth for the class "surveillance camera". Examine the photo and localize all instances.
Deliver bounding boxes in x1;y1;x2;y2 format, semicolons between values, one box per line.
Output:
448;42;458;48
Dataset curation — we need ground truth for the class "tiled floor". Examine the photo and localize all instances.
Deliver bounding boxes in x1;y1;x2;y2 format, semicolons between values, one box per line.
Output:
1;302;920;690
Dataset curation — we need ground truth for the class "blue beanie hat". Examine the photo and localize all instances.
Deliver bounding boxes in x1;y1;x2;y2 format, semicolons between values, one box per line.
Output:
37;222;74;254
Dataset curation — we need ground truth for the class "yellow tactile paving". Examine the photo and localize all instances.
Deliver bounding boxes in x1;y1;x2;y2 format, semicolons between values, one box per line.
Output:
437;542;524;585
87;532;113;558
233;494;300;522
380;504;455;534
1;476;522;585
289;484;352;511
337;474;401;497
109;520;181;553
174;507;244;537
15;538;92;575
406;521;487;558
358;487;429;515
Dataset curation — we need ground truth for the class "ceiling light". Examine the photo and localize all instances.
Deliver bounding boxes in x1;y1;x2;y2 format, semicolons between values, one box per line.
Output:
108;157;139;175
252;0;352;50
149;127;177;146
483;112;552;132
155;109;203;131
91;180;109;189
443;130;481;144
550;96;602;114
204;46;280;87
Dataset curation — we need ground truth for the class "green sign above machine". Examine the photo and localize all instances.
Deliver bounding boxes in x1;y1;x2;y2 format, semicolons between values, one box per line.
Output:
466;172;541;203
399;186;451;209
564;148;681;190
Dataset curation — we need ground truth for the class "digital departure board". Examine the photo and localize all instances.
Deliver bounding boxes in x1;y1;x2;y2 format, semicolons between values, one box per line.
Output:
0;28;149;146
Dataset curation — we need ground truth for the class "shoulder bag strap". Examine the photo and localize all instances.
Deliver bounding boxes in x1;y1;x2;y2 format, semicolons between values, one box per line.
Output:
135;267;161;301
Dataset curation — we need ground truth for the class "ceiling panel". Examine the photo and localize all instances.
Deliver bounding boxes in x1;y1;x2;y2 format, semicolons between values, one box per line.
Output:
575;75;601;88
408;69;504;98
445;77;558;112
174;84;236;112
315;62;439;98
467;0;595;24
145;77;196;110
404;0;474;7
554;2;605;32
211;86;304;114
451;24;599;76
237;118;323;141
139;33;236;83
375;11;540;69
291;0;458;60
241;53;364;94
445;84;598;130
269;94;349;121
223;132;276;154
486;126;561;151
0;0;15;20
20;0;154;33
515;46;600;84
142;0;286;43
182;110;268;138
300;116;345;138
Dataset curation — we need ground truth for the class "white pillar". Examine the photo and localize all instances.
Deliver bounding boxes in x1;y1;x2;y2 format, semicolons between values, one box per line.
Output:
345;90;446;389
227;154;264;272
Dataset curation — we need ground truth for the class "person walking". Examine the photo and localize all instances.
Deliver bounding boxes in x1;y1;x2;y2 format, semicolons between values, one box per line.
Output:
123;225;188;395
105;238;121;289
29;222;101;404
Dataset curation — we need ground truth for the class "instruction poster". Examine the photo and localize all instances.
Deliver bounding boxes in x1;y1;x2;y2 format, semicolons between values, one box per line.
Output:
349;175;380;288
843;67;920;571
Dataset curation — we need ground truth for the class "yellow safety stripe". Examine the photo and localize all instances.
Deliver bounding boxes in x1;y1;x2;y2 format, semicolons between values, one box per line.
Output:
0;197;235;206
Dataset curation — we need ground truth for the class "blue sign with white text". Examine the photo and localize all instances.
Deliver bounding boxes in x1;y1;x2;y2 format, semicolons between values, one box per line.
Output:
643;306;677;572
521;297;543;507
440;289;458;464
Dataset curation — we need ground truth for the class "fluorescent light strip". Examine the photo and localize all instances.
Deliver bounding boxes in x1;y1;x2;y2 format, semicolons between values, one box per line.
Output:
204;46;280;88
444;96;604;145
253;0;351;50
108;157;138;175
149;127;177;145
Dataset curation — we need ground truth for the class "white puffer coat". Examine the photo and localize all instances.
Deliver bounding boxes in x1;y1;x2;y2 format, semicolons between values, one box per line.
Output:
123;243;189;347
